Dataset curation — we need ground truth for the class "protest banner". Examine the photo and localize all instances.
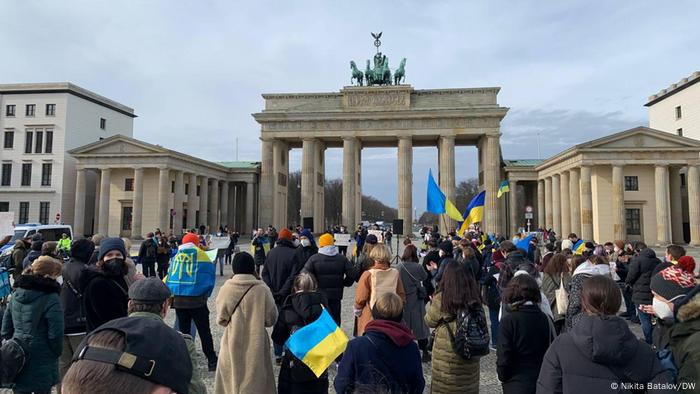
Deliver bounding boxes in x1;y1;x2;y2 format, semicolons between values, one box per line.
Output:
368;229;384;243
334;233;351;246
208;236;230;250
0;212;14;237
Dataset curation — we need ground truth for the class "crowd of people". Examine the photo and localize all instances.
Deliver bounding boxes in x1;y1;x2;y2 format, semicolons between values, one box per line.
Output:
0;224;698;393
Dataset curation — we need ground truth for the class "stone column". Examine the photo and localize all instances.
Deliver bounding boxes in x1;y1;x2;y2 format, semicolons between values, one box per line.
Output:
544;177;553;229
272;141;289;229
355;141;362;226
173;170;185;234
301;138;316;221
398;136;413;236
259;138;274;228
611;165;626;241
246;181;255;232
655;164;671;245
669;167;684;243
687;165;700;246
537;180;545;229
483;135;501;235
569;168;581;237
73;168;86;237
580;165;594;241
98;168;111;236
313;141;326;232
157;168;170;233
560;171;570;237
93;170;101;233
187;173;197;231
551;174;561;235
132;167;144;239
342;137;357;228
508;180;518;234
209;180;220;232
439;135;456;234
199;176;209;230
220;181;229;228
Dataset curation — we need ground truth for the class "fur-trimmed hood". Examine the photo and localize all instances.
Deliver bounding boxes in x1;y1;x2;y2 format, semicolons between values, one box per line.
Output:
677;290;700;322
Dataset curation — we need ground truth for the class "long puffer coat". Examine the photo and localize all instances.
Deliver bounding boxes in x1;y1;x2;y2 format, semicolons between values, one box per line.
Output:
1;275;64;392
669;288;700;392
625;248;661;305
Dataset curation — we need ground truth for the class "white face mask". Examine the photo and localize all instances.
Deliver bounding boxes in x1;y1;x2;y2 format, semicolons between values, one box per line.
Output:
56;275;64;285
653;298;674;320
293;239;300;247
301;239;311;247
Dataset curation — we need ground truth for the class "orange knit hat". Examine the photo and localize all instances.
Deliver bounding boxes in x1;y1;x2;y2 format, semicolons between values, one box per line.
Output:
319;233;334;248
182;233;200;247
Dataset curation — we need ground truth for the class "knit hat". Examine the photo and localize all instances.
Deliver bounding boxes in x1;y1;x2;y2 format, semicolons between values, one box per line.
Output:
651;266;696;301
181;233;199;247
365;234;378;245
232;252;256;275
70;238;95;263
129;277;171;304
319;233;334;248
98;237;127;261
278;228;293;241
439;240;454;256
678;256;696;275
299;229;314;242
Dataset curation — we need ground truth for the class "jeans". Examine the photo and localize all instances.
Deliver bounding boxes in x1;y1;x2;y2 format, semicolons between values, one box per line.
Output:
636;304;653;344
142;260;156;277
176;306;217;361
174;315;197;338
488;304;500;346
217;256;225;276
273;342;284;358
157;260;169;279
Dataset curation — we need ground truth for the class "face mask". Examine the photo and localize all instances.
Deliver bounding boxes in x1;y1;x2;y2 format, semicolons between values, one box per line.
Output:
301;239;311;247
293;239;300;247
439;250;445;258
56;275;63;285
653;298;674;320
103;258;126;277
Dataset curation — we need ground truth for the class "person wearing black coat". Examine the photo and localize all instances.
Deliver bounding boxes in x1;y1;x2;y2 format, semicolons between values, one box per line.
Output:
625;246;660;344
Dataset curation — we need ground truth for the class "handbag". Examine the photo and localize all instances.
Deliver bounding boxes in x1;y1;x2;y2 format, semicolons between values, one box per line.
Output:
554;273;569;316
0;295;49;385
400;263;427;301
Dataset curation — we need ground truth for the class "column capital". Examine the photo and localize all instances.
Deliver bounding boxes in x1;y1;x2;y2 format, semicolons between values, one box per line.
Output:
655;163;669;169
342;135;357;142
439;135;456;141
397;135;413;141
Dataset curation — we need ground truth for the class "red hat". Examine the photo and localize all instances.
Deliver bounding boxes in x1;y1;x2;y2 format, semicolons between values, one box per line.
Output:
278;228;293;241
678;256;696;274
182;233;200;247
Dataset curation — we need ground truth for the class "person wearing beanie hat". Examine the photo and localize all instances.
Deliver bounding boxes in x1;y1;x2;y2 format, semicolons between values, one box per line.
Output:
648;265;697;351
678;256;697;278
278;228;293;242
215;251;278;393
22;233;45;269
295;229;319;269
319;233;334;248
182;232;200;247
365;234;378;245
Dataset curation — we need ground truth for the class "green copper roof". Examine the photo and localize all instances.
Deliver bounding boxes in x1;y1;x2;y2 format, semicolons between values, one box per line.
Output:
503;159;544;167
216;161;260;169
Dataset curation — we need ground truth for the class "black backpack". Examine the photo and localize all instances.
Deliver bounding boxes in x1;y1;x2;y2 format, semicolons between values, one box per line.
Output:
444;303;490;360
145;242;157;260
0;295;49;385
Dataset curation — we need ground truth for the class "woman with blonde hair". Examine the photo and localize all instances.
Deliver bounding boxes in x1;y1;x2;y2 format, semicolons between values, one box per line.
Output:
2;256;64;394
354;244;406;336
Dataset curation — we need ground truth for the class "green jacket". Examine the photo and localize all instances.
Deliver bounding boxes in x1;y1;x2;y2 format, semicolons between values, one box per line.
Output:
669;292;700;393
128;311;207;394
1;275;64;391
58;237;71;251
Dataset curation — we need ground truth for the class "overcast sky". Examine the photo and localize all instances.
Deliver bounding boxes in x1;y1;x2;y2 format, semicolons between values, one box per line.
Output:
2;1;699;214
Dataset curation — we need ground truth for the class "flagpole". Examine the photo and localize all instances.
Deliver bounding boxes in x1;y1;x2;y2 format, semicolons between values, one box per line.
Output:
440;214;449;236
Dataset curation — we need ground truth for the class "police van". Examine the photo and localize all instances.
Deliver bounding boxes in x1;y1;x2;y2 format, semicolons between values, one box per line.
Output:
0;223;74;255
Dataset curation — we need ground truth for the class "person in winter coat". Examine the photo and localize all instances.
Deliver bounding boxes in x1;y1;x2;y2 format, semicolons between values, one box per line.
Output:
397;244;431;361
430;240;455;284
252;228;268;275
456;240;482;280
669;285;700;392
497;274;552;394
215;252;278;394
425;259;481;394
303;233;356;326
80;237;129;332
625;244;661;343
10;238;29;281
335;292;425;394
537;275;673;394
137;232;158;277
22;233;44;269
500;240;537;276
355;234;378;279
354;244;406;336
155;234;171;279
647;262;696;351
58;238;94;385
541;253;571;334
482;248;504;348
2;256;64;394
87;233;103;265
272;273;329;394
295;228;318;267
565;254;612;331
224;231;239;265
421;239;439;298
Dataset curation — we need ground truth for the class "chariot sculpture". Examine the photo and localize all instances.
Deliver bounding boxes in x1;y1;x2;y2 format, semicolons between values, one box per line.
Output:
349;32;407;86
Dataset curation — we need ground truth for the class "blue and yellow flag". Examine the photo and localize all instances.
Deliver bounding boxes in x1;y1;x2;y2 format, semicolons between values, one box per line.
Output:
497;180;510;198
515;234;534;251
572;239;585;255
458;191;486;235
286;308;348;377
426;170;464;221
165;245;216;297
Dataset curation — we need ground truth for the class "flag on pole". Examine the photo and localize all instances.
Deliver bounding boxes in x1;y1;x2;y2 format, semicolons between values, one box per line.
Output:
515;234;534;251
572;239;586;255
458;191;486;235
426;170;465;221
285;308;349;377
497;180;510;198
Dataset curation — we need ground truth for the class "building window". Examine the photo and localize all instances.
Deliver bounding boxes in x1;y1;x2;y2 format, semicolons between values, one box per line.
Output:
1;163;11;186
171;181;175;193
121;207;132;231
3;131;13;149
185;183;189;195
45;130;53;153
681;173;687;187
0;202;8;212
35;130;43;153
100;118;106;130
25;131;33;154
21;163;31;186
626;208;641;235
39;202;50;225
41;163;52;186
25;104;35;117
5;105;15;117
624;176;639;191
124;178;134;191
197;185;201;196
677;128;683;136
676;106;682;120
19;202;29;223
45;104;56;116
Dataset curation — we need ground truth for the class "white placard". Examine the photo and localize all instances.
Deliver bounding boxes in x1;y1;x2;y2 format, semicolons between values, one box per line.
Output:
0;212;14;237
368;229;385;243
208;236;230;250
334;233;351;246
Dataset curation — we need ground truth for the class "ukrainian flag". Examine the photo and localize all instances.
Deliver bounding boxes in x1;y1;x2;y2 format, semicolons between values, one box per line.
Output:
497;180;510;198
458;191;486;235
286;308;348;377
572;239;585;255
165;245;216;297
426;170;465;222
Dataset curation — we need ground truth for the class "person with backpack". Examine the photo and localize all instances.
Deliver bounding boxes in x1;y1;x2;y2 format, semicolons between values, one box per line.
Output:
10;238;29;282
155;233;171;279
537;275;673;393
541;253;571;334
354;244;406;336
58;238;94;386
272;272;329;393
565;253;612;331
215;252;278;394
22;233;44;269
2;256;64;394
497;274;552;394
625;242;661;344
138;232;158;277
335;292;425;394
425;259;483;394
397;244;431;362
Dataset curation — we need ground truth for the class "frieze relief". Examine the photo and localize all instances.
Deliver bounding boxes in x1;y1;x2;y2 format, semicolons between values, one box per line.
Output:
262;116;499;132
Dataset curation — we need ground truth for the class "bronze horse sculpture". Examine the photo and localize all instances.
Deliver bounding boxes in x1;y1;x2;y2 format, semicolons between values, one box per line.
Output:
394;58;406;85
350;61;364;86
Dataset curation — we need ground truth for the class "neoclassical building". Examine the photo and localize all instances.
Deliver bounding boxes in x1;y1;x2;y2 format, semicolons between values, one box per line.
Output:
69;135;259;238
